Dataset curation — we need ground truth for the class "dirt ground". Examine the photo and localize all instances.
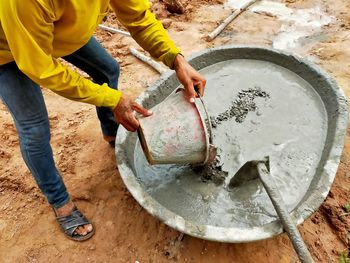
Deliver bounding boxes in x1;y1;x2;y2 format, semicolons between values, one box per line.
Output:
0;0;350;262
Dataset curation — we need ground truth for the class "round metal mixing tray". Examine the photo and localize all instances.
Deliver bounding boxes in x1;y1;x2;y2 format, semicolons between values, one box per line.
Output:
115;46;348;242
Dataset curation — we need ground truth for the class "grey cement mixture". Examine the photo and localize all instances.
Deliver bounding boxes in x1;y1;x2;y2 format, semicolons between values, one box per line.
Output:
211;87;270;127
192;158;228;185
195;87;270;184
133;59;328;228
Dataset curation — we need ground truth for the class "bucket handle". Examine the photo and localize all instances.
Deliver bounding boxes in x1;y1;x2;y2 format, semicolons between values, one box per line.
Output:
174;87;213;144
195;90;214;145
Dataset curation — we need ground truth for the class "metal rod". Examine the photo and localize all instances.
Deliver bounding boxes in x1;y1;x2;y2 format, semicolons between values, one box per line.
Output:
257;162;314;263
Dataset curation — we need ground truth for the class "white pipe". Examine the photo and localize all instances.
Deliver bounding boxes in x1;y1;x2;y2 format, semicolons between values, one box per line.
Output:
207;0;259;41
98;24;131;37
129;48;166;74
98;25;166;74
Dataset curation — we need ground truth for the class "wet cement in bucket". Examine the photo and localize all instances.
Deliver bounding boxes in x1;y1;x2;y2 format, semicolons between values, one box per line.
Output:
133;59;328;228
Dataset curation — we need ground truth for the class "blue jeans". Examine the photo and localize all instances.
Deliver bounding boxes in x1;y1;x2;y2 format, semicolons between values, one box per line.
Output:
0;37;120;208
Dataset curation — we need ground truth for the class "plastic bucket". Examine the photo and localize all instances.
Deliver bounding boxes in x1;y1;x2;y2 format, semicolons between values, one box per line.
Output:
137;88;212;165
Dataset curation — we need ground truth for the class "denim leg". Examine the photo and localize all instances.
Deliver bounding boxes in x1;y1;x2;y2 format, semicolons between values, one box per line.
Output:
63;37;120;137
0;62;69;208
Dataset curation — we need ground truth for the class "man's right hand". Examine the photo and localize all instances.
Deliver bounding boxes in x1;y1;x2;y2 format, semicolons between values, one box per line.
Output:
113;94;153;132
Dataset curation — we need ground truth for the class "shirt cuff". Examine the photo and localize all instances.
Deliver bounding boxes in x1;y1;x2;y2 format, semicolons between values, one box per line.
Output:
162;48;182;69
102;85;122;109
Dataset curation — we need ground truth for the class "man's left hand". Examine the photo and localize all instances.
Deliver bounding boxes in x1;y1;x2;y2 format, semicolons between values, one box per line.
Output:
174;54;206;102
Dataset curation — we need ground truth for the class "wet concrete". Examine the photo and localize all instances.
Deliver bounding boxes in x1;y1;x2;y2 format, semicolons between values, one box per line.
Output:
192;158;228;185
116;47;348;242
134;58;327;228
193;86;270;184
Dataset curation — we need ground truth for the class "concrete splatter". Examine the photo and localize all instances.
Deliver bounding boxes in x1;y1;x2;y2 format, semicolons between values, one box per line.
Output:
192;157;228;185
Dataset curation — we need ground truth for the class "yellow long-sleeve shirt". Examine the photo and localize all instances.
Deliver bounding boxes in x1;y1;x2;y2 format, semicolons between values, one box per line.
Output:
0;0;181;108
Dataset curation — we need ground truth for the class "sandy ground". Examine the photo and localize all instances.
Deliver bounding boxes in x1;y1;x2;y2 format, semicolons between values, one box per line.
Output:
0;0;349;262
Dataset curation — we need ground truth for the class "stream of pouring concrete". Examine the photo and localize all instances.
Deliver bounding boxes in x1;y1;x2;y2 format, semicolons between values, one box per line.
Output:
134;59;327;228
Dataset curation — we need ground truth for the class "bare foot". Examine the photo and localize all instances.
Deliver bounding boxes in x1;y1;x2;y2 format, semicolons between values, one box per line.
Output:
55;201;93;236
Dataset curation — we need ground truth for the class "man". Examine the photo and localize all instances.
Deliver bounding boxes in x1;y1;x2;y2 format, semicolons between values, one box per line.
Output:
0;0;206;241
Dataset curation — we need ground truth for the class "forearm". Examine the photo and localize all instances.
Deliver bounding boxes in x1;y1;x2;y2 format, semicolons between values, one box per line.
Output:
27;60;122;108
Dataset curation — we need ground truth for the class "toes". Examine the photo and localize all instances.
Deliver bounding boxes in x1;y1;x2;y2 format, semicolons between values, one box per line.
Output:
75;226;87;236
74;224;93;236
85;224;93;233
79;226;88;235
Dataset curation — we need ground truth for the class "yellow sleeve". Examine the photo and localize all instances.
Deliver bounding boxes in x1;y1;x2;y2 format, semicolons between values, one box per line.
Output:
110;0;181;69
0;0;121;109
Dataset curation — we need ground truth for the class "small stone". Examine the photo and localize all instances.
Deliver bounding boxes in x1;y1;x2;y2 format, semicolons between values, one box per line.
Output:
163;0;185;14
311;217;318;224
186;4;194;12
202;195;210;202
314;240;321;247
161;19;173;29
250;120;260;125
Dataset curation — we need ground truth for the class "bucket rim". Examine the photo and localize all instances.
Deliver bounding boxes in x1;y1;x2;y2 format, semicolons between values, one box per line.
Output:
193;93;211;165
136;126;155;165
